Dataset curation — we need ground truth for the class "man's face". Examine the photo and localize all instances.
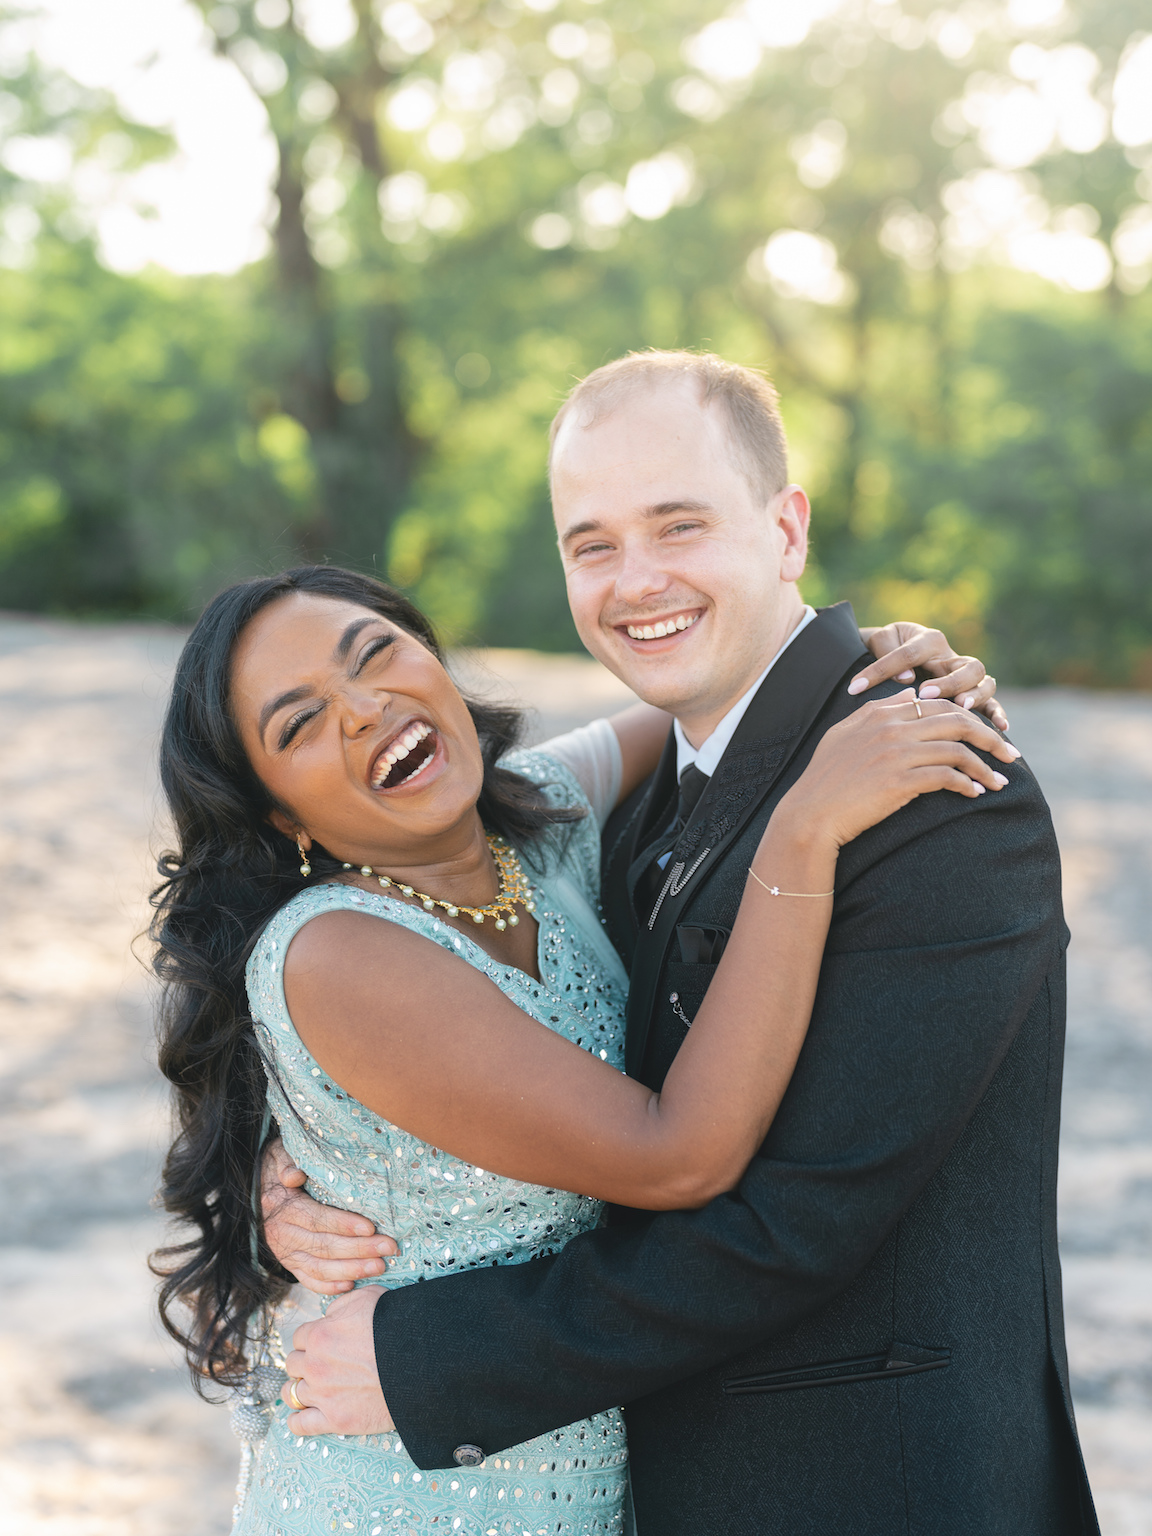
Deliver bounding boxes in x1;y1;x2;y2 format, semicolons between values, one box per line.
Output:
552;379;810;743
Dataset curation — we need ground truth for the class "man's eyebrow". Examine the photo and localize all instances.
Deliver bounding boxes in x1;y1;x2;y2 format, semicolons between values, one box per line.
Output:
560;500;714;547
259;685;312;745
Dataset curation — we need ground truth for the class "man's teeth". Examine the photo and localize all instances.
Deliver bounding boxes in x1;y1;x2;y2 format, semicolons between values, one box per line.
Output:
626;614;699;641
373;721;433;786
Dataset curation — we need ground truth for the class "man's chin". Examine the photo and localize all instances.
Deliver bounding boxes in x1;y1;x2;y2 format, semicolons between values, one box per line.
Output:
598;645;705;716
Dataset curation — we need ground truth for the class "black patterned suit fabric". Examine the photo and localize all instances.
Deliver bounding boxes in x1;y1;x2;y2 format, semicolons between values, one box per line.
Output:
374;603;1098;1536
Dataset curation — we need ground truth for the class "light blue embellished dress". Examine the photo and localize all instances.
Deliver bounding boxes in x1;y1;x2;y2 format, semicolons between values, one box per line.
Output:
235;747;631;1536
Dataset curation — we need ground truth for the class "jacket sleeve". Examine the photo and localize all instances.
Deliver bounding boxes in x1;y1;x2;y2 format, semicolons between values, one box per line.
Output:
373;764;1066;1468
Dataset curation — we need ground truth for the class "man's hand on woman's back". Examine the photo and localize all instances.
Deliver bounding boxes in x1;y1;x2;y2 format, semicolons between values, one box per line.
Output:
261;1137;398;1295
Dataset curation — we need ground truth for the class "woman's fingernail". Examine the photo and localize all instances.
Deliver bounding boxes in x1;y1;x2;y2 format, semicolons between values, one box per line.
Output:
919;684;941;698
992;772;1009;787
973;782;986;794
960;694;975;709
847;677;869;694
1006;745;1021;758
897;669;915;681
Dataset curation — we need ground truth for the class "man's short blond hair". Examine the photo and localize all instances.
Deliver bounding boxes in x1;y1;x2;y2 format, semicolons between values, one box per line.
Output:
548;349;789;505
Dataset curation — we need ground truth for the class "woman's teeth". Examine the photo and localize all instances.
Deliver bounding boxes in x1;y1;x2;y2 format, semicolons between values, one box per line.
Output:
372;721;434;789
626;613;699;641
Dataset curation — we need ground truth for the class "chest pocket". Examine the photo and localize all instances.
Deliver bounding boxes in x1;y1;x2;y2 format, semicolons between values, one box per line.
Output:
645;926;732;1088
664;960;716;1032
664;924;732;1031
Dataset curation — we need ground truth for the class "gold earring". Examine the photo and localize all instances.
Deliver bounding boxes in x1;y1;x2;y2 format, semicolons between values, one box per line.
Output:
296;836;311;877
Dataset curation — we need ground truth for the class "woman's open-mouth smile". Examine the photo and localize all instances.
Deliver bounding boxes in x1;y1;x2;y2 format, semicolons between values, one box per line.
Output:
369;718;443;793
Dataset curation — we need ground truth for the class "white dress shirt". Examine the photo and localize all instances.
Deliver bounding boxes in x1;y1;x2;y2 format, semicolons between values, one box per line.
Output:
673;606;817;780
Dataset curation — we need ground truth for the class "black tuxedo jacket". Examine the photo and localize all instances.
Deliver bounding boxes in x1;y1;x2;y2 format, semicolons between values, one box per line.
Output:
374;604;1099;1535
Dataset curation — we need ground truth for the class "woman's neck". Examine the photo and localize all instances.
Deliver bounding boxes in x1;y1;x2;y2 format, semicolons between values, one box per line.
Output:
337;815;542;981
344;815;499;908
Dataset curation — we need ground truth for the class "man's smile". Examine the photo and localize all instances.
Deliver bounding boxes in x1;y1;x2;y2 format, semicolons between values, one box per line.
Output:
614;608;706;649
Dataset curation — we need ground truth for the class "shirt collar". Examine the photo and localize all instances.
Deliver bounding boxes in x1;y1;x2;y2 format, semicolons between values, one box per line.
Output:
674;606;817;780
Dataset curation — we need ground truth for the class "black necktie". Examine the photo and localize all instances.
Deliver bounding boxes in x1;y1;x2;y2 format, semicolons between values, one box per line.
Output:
675;763;709;832
635;763;711;918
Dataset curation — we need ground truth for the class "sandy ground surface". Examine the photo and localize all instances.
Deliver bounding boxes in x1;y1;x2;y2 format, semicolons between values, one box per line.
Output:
0;617;1148;1534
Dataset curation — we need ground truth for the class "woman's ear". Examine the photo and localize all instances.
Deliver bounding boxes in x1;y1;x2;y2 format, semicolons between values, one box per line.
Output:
268;809;301;842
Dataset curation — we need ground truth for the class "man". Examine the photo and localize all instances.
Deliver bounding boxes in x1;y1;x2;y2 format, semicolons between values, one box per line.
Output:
265;352;1097;1533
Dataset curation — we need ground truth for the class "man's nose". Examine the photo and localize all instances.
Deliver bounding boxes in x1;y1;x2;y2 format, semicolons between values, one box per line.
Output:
613;542;671;607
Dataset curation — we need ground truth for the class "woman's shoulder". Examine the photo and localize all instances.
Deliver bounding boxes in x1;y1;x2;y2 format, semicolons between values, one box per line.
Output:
500;744;591;812
501;746;602;904
247;883;440;993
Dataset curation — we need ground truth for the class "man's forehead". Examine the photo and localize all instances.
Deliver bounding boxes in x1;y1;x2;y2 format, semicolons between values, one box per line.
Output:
552;376;726;463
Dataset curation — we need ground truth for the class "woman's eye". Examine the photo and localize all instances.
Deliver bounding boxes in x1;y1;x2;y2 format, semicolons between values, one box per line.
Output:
279;707;320;749
357;633;393;670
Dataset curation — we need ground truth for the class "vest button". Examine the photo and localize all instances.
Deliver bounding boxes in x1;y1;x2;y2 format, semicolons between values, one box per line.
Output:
453;1444;484;1467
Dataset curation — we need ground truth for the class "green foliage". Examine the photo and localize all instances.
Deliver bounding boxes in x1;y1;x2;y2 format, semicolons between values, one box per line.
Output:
0;240;312;615
0;0;1149;680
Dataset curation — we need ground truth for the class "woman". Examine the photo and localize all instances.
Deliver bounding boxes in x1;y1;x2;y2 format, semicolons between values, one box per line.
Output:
151;565;1016;1536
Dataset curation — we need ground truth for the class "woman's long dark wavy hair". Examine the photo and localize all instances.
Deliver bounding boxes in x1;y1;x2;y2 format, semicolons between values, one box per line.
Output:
150;564;582;1391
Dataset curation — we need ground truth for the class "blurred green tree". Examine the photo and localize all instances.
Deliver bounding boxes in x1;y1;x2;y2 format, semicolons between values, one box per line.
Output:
0;0;1149;683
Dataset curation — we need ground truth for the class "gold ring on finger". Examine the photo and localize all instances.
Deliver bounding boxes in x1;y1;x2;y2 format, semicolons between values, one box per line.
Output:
286;1378;306;1411
913;699;923;719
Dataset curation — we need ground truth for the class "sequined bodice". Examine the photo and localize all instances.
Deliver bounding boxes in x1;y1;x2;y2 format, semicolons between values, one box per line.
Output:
236;749;631;1536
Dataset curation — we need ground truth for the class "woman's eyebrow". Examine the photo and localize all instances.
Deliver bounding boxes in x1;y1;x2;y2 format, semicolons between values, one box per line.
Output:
259;685;311;745
334;616;377;662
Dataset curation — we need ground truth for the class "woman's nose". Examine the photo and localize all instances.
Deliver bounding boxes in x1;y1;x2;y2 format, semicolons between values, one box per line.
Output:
340;685;387;735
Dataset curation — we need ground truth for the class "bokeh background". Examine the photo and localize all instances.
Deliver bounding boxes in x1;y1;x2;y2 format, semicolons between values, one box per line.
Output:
0;0;1151;672
0;0;1150;1531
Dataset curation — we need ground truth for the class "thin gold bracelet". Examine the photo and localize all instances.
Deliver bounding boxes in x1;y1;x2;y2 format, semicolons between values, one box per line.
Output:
747;867;835;899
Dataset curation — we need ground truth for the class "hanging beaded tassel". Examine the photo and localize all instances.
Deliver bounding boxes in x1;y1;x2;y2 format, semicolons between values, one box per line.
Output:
230;1309;288;1527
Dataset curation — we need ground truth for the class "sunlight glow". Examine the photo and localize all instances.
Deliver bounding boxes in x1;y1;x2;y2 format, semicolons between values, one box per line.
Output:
625;150;695;220
387;78;440;133
789;120;847;189
1112;36;1152;148
747;228;852;304
293;0;358;52
961;45;1106;170
941;170;1112;292
381;2;436;58
1010;227;1112;291
745;0;843;50
682;17;762;83
1112;203;1152;292
25;0;274;274
683;0;845;79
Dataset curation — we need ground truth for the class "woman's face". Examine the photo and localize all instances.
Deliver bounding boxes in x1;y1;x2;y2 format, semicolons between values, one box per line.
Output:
230;592;485;867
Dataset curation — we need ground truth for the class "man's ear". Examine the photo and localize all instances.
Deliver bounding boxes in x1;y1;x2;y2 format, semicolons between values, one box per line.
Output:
774;485;810;584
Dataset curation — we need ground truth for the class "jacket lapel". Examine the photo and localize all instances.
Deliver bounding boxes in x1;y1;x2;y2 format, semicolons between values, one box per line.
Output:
621;729;680;921
623;602;870;1077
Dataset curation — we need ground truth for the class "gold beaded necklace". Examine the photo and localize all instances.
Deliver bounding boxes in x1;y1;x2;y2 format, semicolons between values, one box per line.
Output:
342;834;536;932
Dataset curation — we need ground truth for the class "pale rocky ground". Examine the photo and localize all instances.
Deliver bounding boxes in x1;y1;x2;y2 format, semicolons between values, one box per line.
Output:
0;617;1147;1535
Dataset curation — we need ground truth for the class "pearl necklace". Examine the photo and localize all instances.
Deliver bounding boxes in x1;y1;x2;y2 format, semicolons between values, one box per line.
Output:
342;834;536;932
